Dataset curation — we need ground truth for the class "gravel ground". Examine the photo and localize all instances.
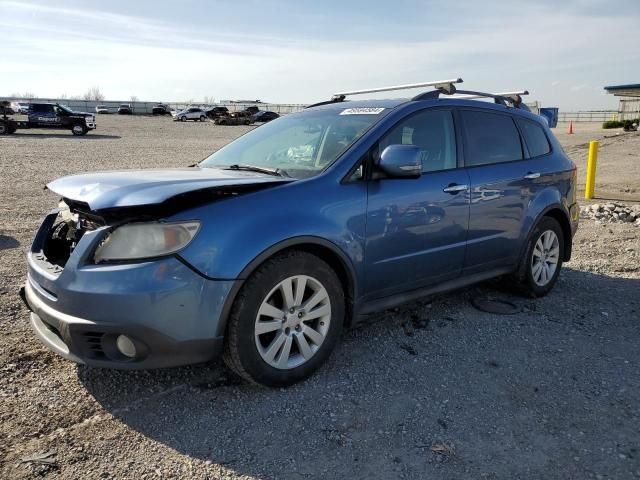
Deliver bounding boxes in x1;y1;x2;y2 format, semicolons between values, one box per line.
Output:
1;116;639;479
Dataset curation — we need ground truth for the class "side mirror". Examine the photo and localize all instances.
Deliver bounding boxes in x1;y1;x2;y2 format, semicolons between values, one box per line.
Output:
378;144;423;179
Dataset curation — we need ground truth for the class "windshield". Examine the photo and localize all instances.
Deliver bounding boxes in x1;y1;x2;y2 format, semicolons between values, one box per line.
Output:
58;104;73;113
199;107;388;178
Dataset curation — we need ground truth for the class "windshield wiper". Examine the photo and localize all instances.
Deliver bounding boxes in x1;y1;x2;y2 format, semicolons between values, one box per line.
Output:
223;164;288;177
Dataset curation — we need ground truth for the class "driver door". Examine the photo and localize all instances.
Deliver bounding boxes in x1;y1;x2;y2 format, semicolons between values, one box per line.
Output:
364;109;470;298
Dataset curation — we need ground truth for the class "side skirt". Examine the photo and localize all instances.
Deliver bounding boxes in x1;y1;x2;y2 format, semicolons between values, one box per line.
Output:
352;266;513;325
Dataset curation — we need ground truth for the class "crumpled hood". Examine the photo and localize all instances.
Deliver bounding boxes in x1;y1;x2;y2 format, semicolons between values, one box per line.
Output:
47;167;292;211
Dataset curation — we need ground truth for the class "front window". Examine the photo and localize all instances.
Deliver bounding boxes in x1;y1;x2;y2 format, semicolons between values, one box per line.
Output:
199;107;388;178
56;105;73;114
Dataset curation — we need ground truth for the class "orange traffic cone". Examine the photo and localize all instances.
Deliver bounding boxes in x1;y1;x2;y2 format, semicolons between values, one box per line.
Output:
568;121;574;134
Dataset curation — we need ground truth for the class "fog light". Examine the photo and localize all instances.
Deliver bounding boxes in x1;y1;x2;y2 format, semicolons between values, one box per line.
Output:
116;335;137;358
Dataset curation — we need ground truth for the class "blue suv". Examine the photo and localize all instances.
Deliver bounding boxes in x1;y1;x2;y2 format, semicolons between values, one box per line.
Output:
23;80;579;386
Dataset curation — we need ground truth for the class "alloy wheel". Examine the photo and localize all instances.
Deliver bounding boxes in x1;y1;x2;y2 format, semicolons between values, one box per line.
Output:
531;230;560;286
254;275;331;370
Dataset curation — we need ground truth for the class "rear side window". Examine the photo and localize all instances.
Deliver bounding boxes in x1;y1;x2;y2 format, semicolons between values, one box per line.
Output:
517;118;551;157
461;110;523;166
31;104;54;114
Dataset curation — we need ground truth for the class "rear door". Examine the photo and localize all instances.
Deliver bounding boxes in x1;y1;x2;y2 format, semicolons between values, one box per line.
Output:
459;109;547;271
364;109;470;297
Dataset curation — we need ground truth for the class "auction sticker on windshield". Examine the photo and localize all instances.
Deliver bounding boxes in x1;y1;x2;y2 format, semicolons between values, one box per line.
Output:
339;107;385;115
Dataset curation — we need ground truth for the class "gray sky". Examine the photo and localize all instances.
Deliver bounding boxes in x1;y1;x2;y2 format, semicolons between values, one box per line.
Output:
2;0;639;110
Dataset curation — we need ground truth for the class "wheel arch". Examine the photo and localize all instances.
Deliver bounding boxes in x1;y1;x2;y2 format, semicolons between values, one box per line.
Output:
542;207;573;261
216;236;358;338
523;204;573;262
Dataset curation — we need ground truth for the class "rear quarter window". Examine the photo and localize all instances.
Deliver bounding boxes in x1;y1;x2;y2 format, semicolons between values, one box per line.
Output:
517;118;551;157
460;110;523;166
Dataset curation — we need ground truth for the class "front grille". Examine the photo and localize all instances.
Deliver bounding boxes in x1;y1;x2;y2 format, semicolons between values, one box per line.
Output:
82;331;106;359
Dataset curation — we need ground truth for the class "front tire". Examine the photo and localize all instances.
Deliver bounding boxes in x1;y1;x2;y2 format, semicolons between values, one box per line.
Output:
514;216;564;297
180;116;187;122
71;124;87;136
223;251;344;387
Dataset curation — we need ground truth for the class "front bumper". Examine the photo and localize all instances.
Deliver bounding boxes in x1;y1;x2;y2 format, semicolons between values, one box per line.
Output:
23;279;228;369
23;213;237;369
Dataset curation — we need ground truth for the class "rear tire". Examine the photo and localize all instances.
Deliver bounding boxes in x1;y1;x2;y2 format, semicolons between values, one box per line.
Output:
223;251;344;387
513;216;564;297
0;123;7;135
200;115;206;122
180;116;187;122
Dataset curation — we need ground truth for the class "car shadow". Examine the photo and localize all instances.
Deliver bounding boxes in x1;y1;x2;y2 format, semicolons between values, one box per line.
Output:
0;234;20;250
3;133;121;139
78;268;640;478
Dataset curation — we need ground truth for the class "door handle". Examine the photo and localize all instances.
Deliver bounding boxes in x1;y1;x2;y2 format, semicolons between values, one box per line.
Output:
524;172;541;179
443;184;468;194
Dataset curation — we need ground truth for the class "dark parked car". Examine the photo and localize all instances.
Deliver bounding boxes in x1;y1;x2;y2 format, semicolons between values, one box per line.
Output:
233;106;260;118
252;111;279;123
152;104;172;115
205;106;230;119
214;115;251;125
118;104;133;114
22;79;578;387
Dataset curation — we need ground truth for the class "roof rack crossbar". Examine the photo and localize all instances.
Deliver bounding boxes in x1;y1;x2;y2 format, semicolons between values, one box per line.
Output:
454;90;529;106
333;78;463;97
306;77;463;109
413;88;530;109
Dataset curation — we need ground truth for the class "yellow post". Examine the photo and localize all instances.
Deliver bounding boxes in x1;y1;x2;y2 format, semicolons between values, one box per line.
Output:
585;140;599;199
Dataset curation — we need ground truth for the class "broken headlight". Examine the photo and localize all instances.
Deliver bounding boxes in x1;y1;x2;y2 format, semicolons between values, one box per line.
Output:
94;221;200;262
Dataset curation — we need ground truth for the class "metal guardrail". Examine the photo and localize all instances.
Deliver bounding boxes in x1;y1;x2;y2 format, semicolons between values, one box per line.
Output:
557;111;618;122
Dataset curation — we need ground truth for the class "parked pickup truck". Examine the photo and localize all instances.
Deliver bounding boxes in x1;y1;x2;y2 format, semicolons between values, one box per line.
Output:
0;102;96;136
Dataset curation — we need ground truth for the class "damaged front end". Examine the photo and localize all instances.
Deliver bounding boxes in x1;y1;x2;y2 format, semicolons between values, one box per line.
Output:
22;175;283;368
40;200;104;269
36;175;291;271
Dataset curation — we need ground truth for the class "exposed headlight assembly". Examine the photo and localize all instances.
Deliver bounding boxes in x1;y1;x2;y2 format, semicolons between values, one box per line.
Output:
94;221;200;262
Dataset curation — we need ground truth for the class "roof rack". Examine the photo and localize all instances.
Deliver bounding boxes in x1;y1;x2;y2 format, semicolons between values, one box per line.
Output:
306;78;530;111
412;88;530;109
306;77;463;109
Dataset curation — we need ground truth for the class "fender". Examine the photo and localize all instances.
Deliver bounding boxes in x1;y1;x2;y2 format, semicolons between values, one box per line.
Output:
191;235;359;338
517;186;572;263
173;174;367;281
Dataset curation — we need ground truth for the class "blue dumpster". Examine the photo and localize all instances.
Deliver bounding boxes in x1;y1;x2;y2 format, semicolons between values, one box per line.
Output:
539;107;559;128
